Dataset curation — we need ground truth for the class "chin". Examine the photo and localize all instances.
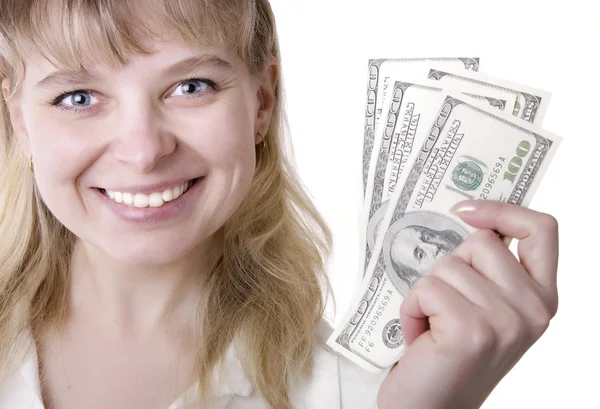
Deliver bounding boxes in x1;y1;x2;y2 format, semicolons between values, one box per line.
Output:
103;233;209;266
112;247;190;266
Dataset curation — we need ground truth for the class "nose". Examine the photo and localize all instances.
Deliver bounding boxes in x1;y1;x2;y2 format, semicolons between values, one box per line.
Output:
420;242;442;259
110;97;176;172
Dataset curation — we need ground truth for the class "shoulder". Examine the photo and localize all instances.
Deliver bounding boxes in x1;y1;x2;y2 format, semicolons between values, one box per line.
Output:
289;319;388;409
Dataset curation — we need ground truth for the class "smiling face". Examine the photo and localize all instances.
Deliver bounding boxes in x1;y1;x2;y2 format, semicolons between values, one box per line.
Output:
2;38;276;265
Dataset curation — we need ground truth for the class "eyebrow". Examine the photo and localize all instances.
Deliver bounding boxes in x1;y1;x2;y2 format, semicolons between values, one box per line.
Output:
35;54;234;90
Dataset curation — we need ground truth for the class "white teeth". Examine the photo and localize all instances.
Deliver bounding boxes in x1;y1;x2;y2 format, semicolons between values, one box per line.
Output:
123;193;134;205
148;192;164;208
161;188;173;202
133;194;149;208
103;180;192;208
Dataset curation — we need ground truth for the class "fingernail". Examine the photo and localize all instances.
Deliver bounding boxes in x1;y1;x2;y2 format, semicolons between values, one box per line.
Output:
449;201;478;215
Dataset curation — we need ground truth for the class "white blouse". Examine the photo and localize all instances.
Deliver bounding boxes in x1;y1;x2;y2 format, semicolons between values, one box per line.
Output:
0;319;390;409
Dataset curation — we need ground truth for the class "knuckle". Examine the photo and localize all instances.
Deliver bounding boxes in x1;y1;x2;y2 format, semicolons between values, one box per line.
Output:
548;290;559;317
496;307;526;346
453;316;496;356
539;213;559;235
475;229;501;246
515;292;554;341
469;320;496;353
410;275;438;295
430;255;463;277
528;297;553;336
410;275;427;291
462;229;498;250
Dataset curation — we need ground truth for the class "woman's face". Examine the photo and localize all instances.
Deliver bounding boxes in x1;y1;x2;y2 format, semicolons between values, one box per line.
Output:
2;38;276;265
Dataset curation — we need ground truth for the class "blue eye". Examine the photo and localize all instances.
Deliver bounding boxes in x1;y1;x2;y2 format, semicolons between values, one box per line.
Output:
49;77;218;114
53;91;96;113
171;78;216;97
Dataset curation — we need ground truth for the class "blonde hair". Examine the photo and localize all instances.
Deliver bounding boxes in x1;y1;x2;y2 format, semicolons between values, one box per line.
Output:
0;1;335;408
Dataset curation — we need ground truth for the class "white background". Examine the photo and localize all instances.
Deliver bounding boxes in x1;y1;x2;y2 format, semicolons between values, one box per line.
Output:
269;0;599;408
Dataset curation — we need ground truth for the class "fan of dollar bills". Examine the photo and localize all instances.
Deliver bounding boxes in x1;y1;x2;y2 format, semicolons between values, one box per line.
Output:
325;57;562;373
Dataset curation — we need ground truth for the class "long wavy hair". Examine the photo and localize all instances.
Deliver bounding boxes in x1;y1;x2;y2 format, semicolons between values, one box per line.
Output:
0;1;335;408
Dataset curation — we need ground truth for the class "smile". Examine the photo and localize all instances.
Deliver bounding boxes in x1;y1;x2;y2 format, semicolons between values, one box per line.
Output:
98;178;200;208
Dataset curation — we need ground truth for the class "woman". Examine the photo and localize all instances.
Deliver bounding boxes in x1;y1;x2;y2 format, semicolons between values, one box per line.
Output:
0;0;559;408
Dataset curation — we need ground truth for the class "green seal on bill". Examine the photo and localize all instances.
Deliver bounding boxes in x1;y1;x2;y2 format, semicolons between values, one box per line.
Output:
452;161;483;191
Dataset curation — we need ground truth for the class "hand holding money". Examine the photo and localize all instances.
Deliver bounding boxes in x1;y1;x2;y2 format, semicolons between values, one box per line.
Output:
376;200;559;409
326;57;562;403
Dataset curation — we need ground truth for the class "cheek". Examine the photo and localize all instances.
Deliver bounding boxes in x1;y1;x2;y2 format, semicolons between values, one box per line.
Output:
206;134;256;206
25;108;98;180
23;110;105;228
181;107;257;216
205;132;255;170
183;104;256;179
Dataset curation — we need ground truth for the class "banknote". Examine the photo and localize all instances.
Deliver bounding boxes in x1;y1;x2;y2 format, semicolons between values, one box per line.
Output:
426;67;551;126
361;58;480;196
359;80;516;277
329;92;561;373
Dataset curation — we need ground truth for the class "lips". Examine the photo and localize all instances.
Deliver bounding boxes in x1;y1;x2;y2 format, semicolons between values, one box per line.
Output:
93;175;205;224
97;177;200;206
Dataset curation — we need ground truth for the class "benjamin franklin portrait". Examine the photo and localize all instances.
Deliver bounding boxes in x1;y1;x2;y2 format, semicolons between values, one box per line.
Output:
383;211;470;296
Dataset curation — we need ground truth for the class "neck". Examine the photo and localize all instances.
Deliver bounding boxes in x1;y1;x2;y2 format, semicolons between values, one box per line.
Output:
67;237;219;338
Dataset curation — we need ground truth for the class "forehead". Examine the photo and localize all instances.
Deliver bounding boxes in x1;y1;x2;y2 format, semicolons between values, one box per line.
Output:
23;39;245;92
10;0;251;91
393;227;420;244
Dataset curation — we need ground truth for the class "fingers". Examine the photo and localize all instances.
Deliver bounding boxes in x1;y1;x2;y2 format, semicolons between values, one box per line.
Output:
451;229;541;300
428;250;552;344
400;275;477;347
450;200;559;291
400;200;558;351
429;253;509;310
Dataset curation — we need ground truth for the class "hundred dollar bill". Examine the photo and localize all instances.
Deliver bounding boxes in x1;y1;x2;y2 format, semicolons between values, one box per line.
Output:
330;92;561;373
359;79;516;277
426;67;551;126
362;58;480;196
